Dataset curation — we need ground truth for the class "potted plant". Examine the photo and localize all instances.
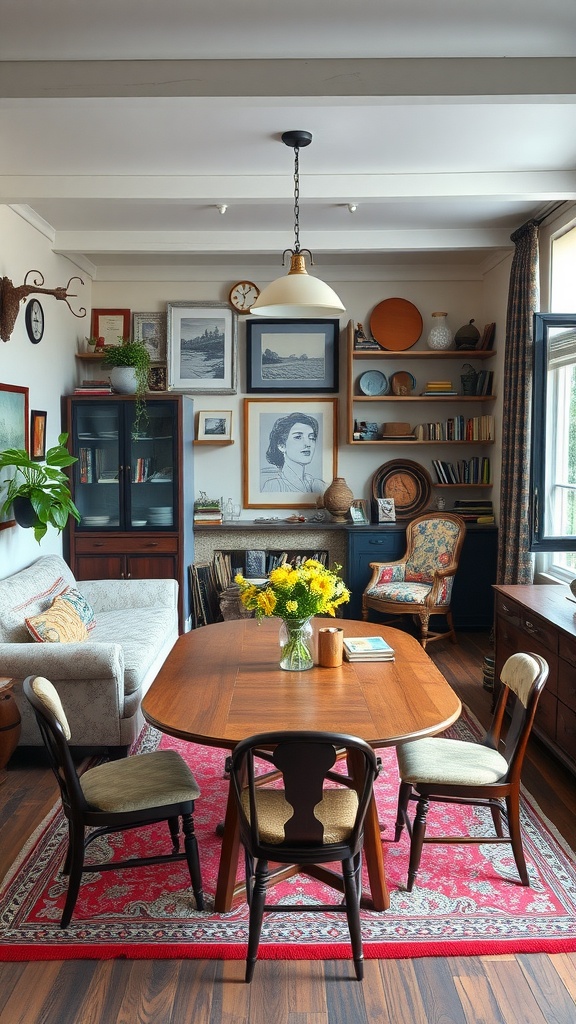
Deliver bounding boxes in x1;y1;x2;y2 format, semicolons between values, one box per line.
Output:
0;433;80;542
102;338;151;433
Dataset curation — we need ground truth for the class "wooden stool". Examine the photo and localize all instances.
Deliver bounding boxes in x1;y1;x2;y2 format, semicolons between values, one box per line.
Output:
0;678;21;784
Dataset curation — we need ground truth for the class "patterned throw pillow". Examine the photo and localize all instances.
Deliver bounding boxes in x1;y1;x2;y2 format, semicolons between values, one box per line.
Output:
25;597;88;643
57;587;96;632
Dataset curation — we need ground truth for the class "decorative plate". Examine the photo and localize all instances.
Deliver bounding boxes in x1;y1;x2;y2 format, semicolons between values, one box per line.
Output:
359;370;388;396
369;298;423;351
389;370;417;396
371;459;432;519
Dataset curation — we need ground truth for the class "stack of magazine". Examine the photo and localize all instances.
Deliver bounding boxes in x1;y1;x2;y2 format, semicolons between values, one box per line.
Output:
343;636;395;662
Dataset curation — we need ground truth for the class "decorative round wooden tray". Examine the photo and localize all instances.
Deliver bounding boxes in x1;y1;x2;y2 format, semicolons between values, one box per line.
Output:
369;298;423;351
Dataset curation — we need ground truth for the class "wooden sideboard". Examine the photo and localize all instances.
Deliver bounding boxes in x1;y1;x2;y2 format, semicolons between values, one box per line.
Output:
494;584;576;775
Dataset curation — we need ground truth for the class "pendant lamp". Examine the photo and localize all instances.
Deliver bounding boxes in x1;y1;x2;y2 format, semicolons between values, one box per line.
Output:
249;130;346;318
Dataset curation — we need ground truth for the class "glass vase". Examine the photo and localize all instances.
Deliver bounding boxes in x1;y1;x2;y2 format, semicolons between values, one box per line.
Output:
279;618;314;671
427;312;453;350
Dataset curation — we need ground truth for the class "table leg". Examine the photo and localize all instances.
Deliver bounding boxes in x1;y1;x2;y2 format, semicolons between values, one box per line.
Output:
214;769;242;912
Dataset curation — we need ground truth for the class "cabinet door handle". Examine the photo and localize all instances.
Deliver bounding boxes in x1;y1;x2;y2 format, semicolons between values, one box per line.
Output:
93;542;104;548
126;572;131;578
368;539;388;545
501;603;510;614
525;620;539;635
145;542;159;548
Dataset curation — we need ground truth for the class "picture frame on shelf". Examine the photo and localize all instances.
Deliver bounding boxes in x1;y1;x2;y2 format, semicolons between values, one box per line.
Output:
197;410;233;441
132;311;167;362
243;397;338;509
30;410;47;460
148;365;167;392
246;318;339;393
0;383;29;530
349;499;369;525
377;498;396;523
167;301;238;394
90;308;130;346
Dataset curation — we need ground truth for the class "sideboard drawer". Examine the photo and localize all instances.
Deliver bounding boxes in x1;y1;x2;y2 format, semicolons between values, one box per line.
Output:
559;633;576;669
76;535;178;555
558;661;576;714
495;618;558;694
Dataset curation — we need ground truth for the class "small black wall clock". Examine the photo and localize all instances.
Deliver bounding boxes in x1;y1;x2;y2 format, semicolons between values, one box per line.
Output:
25;299;44;343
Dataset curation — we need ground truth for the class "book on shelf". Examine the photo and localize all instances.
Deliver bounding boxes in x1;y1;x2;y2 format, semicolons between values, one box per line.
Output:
421;389;458;396
343;636;395;661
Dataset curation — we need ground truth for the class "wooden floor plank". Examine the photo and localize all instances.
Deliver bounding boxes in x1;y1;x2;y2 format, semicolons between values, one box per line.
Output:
169;959;218;1024
244;960;291;1024
212;959;251;1024
0;962;27;1017
516;953;576;1023
286;960;329;1015
0;961;63;1024
483;960;550;1024
548;953;576;1003
324;959;369;1024
412;957;469;1024
70;961;135;1024
377;959;430;1024
111;960;180;1024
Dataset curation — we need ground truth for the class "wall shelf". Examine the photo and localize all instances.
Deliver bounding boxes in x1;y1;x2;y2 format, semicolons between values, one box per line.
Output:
193;439;234;446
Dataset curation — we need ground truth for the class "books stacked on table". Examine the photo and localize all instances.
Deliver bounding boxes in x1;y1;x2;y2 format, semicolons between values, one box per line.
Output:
74;379;113;395
343;636;395;662
421;380;458;396
193;497;223;525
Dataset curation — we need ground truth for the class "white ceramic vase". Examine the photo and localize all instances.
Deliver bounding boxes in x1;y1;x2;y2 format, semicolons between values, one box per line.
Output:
110;366;138;394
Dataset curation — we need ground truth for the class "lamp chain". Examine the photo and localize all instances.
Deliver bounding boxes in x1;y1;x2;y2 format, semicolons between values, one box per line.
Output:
293;146;301;253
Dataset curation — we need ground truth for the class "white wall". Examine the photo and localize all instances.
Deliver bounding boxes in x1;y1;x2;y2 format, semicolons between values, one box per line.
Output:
94;267;507;514
0;206;92;576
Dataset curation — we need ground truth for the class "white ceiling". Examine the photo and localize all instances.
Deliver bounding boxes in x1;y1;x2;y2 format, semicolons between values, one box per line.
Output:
1;0;576;276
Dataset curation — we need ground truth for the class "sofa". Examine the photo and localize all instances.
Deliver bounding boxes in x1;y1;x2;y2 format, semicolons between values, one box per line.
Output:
0;554;179;753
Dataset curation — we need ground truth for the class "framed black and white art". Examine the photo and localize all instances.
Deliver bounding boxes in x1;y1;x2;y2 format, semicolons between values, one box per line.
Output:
246;318;339;393
167;301;238;394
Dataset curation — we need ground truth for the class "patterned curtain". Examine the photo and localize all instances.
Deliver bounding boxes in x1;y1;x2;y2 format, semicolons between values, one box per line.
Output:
496;220;540;584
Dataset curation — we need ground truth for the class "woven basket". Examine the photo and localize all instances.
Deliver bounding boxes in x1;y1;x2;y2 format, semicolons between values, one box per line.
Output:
460;364;478;395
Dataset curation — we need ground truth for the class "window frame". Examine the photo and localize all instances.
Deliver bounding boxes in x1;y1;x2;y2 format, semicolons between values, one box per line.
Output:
530;311;576;552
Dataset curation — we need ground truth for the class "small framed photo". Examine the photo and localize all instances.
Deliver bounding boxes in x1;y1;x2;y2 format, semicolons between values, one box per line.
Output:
133;311;167;362
30;410;47;460
197;410;233;441
243;397;338;509
349;499;369;525
90;308;130;346
167;301;238;394
148;365;167;392
246;318;339;393
377;498;396;523
0;382;29;530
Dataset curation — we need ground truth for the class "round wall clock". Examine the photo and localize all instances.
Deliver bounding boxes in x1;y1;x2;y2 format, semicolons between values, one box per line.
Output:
371;459;432;519
229;281;260;314
25;299;44;343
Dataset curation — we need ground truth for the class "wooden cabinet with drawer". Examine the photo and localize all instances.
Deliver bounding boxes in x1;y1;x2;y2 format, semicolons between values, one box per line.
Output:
494;584;576;774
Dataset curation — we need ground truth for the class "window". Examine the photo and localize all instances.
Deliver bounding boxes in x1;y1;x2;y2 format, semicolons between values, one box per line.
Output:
530;223;576;575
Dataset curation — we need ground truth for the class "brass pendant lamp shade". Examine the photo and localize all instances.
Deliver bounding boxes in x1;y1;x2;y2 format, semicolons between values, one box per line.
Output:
250;131;346;318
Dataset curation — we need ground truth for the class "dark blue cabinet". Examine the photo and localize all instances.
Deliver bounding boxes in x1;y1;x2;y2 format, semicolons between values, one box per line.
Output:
346;525;497;629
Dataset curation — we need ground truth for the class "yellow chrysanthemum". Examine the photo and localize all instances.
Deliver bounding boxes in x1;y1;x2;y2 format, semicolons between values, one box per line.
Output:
285;599;298;614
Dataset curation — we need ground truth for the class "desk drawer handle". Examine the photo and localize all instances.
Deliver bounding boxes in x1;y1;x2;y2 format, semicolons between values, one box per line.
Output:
92;542;104;548
525;620;539;635
501;602;511;614
145;542;159;548
368;539;388;545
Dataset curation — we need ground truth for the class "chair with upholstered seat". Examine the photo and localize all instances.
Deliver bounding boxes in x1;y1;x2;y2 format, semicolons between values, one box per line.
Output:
394;652;549;892
227;730;381;982
23;675;204;927
362;512;466;647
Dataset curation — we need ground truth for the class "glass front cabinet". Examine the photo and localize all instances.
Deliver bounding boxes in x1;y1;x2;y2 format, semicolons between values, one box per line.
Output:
64;394;194;630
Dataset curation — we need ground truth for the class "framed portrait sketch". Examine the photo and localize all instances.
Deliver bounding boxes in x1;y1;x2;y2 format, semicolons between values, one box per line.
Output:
30;410;47;460
243;397;338;509
246;318;339;393
132;311;167;363
167;301;238;394
0;383;29;530
90;308;130;346
197;410;232;441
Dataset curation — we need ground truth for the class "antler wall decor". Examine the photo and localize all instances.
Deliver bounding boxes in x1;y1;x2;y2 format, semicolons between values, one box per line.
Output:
0;270;87;343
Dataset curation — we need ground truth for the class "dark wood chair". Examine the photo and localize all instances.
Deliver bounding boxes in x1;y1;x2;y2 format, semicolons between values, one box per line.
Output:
227;730;381;982
394;652;549;891
23;675;204;927
362;512;466;647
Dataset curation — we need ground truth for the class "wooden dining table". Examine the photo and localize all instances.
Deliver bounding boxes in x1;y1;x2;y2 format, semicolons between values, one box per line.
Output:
141;618;461;912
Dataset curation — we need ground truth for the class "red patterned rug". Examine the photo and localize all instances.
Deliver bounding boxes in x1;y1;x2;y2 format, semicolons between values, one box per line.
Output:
1;709;575;962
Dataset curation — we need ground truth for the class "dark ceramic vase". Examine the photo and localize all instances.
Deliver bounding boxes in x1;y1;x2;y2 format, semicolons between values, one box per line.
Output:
12;496;39;529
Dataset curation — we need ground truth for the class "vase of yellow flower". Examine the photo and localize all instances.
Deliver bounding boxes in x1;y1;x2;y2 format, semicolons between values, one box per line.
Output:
234;559;350;671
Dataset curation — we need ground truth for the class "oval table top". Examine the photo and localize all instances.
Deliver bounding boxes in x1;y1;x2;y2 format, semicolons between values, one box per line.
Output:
142;618;461;750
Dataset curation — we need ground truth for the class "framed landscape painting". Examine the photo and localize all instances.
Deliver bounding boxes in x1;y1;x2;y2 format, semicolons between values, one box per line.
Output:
0;383;29;530
243;397;338;509
167;301;238;394
246;318;339;393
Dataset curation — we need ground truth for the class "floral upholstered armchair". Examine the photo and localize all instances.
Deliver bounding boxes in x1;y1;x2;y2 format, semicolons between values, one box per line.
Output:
362;513;466;648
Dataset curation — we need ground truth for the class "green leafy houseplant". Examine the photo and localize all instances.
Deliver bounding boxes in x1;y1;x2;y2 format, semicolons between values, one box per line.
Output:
102;338;151;433
0;433;80;542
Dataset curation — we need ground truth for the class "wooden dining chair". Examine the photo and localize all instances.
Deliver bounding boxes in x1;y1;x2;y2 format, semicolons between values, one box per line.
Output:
394;652;549;891
362;512;466;647
23;675;204;927
227;730;381;982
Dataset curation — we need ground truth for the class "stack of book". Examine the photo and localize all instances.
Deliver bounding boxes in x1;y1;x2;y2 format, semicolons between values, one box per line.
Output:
74;379;113;395
448;499;495;524
432;456;491;485
193;497;223;525
421;380;458;396
343;636;395;662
